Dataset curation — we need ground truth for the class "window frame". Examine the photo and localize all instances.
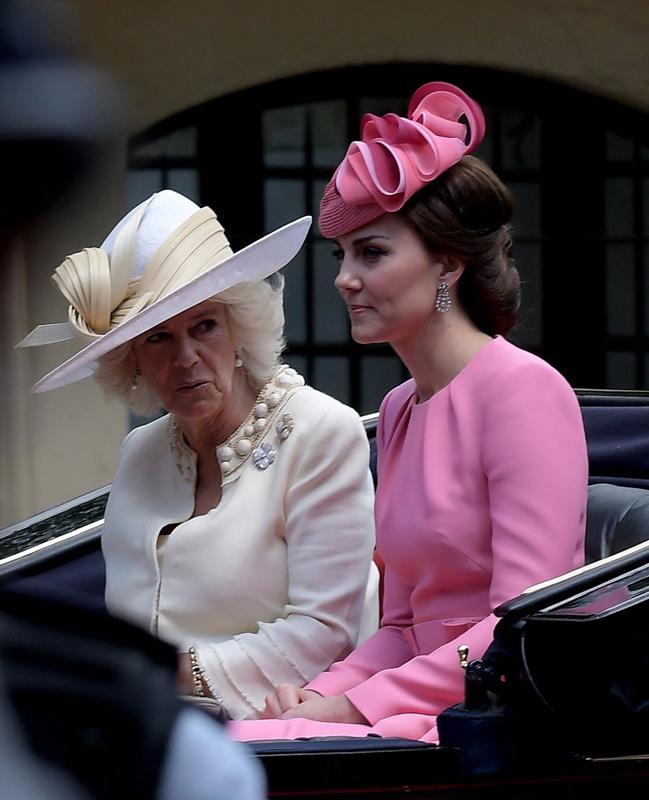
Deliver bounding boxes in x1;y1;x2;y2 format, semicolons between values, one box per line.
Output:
128;64;649;406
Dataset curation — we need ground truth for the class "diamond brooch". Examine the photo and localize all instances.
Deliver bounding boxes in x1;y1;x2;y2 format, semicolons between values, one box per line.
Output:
252;442;276;471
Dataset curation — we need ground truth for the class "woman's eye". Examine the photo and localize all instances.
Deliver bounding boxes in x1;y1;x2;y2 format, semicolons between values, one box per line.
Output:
196;319;218;334
145;331;168;344
363;246;387;261
332;247;344;262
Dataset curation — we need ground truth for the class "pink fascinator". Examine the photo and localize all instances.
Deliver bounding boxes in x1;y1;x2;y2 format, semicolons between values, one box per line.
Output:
319;82;485;238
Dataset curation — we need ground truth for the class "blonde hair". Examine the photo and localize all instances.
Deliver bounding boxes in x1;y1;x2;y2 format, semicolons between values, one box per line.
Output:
93;276;286;415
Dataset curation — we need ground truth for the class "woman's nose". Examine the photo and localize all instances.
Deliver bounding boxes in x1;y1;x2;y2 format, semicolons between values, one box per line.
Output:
173;336;199;367
334;262;362;294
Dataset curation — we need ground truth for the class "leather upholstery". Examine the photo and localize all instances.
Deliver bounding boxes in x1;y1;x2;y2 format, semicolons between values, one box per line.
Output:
585;483;649;562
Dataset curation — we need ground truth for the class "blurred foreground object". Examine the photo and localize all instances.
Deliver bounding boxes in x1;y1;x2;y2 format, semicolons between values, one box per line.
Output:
0;586;266;800
0;0;122;235
0;3;264;798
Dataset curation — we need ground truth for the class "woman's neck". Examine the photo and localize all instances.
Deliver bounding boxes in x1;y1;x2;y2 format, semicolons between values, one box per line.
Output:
177;373;258;457
392;312;493;403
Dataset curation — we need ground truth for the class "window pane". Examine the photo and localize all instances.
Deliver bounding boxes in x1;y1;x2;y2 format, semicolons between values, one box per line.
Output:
263;106;305;167
126;169;163;208
282;251;306;345
606;244;636;336
605;178;634;237
501;110;541;170
606;352;636;389
510;182;541;237
511;241;542;348
605;131;635;162
313;357;350;404
132;127;197;159
361;356;403;415
312;241;348;344
264;179;306;232
311;101;347;169
166;169;200;203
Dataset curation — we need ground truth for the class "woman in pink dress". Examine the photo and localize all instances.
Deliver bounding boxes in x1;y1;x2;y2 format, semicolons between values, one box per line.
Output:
229;81;588;743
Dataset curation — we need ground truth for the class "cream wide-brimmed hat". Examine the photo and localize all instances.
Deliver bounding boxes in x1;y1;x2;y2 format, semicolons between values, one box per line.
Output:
18;190;311;392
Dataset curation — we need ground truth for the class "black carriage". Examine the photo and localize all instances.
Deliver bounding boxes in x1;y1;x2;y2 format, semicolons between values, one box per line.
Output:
1;389;648;798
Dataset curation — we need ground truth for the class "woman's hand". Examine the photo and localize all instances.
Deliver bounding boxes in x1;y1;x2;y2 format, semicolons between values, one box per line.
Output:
281;694;368;724
262;683;320;718
262;684;368;723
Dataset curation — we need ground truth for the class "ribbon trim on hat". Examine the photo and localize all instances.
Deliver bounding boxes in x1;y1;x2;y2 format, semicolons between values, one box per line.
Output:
17;202;234;349
334;81;485;215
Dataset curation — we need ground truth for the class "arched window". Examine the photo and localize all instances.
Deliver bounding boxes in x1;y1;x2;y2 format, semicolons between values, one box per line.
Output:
127;65;649;412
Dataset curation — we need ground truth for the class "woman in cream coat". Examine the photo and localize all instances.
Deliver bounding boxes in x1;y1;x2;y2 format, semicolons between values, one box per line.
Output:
19;190;378;719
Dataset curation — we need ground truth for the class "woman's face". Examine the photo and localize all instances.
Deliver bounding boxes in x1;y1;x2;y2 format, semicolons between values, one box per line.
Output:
132;300;238;422
333;214;445;346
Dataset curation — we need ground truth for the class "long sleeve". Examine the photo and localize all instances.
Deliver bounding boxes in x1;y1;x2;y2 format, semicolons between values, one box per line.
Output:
196;400;377;719
342;359;587;724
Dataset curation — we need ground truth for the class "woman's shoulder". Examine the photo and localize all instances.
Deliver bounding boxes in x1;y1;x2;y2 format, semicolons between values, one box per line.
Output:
286;384;366;429
470;339;582;434
118;413;170;458
370;379;416;452
278;386;370;462
474;337;573;395
380;378;416;409
378;378;416;426
109;415;175;493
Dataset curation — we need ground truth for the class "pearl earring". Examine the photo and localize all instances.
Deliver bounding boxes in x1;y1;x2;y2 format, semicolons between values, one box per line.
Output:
131;368;141;391
234;354;243;368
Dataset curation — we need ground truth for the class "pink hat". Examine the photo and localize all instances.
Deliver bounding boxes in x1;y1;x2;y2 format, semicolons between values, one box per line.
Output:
319;82;485;238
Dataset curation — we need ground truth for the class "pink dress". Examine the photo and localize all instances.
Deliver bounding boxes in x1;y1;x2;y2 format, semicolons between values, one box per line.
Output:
229;337;588;743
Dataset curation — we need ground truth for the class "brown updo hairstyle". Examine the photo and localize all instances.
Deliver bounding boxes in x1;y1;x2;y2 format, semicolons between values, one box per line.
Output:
400;155;520;336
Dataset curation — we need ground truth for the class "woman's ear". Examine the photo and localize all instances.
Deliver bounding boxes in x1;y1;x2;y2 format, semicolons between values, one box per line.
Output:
439;256;465;287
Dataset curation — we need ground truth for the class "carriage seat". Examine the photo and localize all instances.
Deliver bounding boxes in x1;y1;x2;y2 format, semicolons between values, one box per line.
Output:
585;483;649;563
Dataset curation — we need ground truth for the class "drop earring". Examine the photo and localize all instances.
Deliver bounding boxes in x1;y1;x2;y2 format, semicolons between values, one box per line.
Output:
131;368;141;391
435;280;452;313
234;353;243;368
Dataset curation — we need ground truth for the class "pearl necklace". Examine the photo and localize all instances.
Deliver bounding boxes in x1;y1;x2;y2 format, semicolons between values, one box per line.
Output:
168;365;304;483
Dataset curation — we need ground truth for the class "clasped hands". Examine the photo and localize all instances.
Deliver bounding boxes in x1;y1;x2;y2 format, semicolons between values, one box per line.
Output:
261;683;368;723
179;655;367;724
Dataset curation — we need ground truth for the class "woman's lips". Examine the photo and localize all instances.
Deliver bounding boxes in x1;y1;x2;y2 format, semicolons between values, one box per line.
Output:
175;381;208;393
349;304;372;316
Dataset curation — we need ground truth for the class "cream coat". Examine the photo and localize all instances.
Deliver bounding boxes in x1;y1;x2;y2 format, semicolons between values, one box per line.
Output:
102;380;377;718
